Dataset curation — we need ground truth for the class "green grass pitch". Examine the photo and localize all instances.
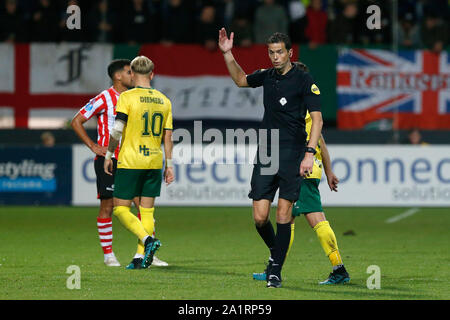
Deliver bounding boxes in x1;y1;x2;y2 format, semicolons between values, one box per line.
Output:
0;206;448;300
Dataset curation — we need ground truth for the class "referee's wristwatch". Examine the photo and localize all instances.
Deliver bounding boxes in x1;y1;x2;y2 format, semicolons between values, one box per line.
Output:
305;147;316;155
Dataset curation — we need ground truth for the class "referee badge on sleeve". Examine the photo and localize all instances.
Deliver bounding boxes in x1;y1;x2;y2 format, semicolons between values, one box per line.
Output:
311;84;320;95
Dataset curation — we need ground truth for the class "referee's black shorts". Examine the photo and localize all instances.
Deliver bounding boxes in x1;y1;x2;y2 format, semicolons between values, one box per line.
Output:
248;147;304;202
94;156;117;200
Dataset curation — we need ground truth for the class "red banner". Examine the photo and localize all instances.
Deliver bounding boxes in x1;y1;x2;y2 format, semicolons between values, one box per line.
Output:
0;43;298;128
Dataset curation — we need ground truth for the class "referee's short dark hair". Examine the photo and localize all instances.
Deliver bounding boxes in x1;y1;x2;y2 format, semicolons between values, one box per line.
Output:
107;59;131;80
267;32;292;50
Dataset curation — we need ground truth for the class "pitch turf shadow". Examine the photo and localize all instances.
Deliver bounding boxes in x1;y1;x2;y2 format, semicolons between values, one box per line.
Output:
150;264;249;278
282;283;431;299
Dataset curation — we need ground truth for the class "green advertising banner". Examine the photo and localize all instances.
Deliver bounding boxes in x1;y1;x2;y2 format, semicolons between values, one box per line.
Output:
298;44;338;121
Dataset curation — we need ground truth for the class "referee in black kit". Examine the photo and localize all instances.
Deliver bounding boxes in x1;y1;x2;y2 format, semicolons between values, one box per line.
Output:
218;28;323;288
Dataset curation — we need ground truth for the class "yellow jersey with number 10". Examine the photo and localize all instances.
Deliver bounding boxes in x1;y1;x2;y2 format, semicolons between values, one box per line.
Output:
305;111;323;180
116;87;173;169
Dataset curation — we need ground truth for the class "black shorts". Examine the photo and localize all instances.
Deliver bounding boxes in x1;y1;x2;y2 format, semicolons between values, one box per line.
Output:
94;156;117;200
248;147;304;202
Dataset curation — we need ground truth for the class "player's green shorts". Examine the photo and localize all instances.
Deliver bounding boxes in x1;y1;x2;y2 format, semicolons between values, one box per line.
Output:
113;168;162;200
292;178;323;216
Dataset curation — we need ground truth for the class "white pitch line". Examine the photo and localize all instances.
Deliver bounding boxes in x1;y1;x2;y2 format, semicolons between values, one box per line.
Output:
385;208;420;224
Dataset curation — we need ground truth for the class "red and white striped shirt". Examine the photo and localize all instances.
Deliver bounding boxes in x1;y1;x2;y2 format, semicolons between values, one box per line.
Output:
79;86;120;158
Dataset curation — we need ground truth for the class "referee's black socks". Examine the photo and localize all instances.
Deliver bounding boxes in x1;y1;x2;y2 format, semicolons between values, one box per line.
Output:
255;220;276;258
271;222;292;278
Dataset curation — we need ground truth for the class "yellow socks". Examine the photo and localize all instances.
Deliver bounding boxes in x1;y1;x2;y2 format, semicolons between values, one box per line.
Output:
286;223;295;257
283;220;344;268
313;220;343;267
136;207;155;256
113;206;149;244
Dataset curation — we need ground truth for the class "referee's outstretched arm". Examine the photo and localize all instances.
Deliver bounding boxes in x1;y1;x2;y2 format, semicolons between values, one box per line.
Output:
218;28;249;87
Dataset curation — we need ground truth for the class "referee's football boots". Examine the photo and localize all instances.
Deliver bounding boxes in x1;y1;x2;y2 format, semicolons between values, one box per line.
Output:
266;274;282;288
319;266;350;285
142;237;161;269
266;262;282;288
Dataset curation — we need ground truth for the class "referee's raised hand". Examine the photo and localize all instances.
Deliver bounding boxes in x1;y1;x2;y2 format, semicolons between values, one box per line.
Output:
218;28;234;54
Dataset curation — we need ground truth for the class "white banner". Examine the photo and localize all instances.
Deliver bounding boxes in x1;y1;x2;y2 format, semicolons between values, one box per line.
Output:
0;44;14;92
72;144;98;205
153;75;264;120
72;144;450;207
30;43;113;93
0;107;14;128
319;145;450;207
29;108;79;129
71;144;257;206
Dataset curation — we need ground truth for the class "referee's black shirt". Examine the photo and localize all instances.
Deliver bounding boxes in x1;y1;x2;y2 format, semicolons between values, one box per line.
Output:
246;65;321;150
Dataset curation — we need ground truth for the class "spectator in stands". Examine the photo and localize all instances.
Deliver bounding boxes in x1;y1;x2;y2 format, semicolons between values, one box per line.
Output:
41;131;55;147
59;0;85;42
29;0;59;42
220;0;235;29
422;0;449;22
406;128;428;146
420;12;448;53
304;0;327;48
230;13;253;47
161;0;194;44
234;0;258;22
398;0;424;22
121;0;154;44
359;0;391;45
87;0;116;43
329;2;360;44
397;12;421;48
0;0;26;42
196;5;219;51
286;0;307;44
253;0;288;44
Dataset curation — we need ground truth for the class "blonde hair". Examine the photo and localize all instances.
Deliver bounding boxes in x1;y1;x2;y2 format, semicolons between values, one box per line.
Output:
130;56;154;75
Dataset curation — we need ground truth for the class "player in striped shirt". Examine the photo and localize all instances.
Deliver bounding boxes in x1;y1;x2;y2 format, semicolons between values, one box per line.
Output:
71;59;132;266
71;60;169;268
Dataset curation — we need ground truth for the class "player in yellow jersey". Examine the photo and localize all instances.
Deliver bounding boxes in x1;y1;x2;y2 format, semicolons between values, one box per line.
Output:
104;56;174;270
290;111;350;284
253;62;350;284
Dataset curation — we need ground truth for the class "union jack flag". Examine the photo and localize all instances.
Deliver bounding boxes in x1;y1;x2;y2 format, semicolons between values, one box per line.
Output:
337;49;450;129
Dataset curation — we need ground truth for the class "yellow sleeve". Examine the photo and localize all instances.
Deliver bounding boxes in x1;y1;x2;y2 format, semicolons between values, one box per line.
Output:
164;100;173;130
116;93;129;116
305;111;312;141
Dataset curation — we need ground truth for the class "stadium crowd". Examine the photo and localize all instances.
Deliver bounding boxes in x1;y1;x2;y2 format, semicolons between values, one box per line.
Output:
0;0;448;52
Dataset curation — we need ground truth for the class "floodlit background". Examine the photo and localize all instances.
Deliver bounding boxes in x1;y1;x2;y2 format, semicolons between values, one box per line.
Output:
0;0;449;206
0;0;449;300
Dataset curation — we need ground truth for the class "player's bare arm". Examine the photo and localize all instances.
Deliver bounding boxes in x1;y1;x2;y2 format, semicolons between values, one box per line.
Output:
319;134;339;192
104;114;126;176
300;111;323;177
71;112;107;156
219;28;249;88
163;129;174;186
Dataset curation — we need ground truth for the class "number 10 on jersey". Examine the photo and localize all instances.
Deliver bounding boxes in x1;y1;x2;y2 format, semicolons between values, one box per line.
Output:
142;110;163;137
